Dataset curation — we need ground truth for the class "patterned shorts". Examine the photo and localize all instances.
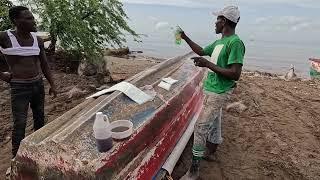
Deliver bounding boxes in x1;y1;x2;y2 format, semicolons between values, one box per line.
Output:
192;90;232;158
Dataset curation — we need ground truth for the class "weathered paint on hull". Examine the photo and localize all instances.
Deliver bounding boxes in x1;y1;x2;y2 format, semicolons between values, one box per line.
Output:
11;53;205;179
118;70;204;180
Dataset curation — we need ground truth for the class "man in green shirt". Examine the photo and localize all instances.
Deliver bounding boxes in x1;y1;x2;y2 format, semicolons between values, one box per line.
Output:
180;6;245;179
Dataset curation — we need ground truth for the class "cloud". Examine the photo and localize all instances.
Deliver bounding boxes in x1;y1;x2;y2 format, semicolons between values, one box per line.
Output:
276;16;305;26
155;21;170;30
290;22;310;31
255;17;272;24
254;16;315;32
148;16;158;22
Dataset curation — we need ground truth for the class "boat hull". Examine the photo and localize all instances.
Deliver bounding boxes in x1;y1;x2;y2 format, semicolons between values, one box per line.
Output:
11;53;205;180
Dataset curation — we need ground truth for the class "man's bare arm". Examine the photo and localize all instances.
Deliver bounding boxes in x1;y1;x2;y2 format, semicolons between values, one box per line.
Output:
181;31;205;56
38;37;57;97
192;57;242;81
0;32;6;47
0;32;11;82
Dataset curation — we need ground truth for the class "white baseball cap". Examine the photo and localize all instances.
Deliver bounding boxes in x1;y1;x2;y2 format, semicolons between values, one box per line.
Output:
213;6;240;23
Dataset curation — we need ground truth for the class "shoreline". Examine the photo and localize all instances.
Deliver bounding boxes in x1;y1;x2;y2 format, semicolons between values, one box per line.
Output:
127;48;313;79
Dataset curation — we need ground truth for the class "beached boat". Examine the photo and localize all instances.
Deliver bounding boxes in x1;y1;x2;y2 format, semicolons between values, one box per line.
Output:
11;53;205;180
309;58;320;79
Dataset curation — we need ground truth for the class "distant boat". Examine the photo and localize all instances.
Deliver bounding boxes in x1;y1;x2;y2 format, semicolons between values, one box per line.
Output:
309;58;320;79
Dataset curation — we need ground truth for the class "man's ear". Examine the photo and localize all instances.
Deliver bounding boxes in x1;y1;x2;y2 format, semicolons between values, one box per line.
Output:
221;18;227;26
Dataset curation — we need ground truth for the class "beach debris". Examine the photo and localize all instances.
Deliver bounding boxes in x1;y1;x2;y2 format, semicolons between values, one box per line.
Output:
226;101;248;113
87;82;153;104
279;64;298;81
158;77;179;91
141;85;157;100
243;71;278;78
78;61;97;76
141;85;169;105
284;64;297;80
77;58;107;77
67;87;88;99
6;167;11;180
131;50;143;54
105;47;130;57
96;85;110;91
5;158;15;180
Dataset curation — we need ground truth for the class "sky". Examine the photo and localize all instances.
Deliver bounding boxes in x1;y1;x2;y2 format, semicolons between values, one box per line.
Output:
121;0;320;9
120;0;320;75
9;0;319;43
121;0;320;42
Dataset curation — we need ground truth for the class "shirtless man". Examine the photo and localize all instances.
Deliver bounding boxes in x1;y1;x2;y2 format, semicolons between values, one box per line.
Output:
0;6;57;158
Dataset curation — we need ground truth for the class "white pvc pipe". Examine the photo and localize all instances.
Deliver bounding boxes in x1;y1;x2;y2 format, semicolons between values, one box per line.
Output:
162;103;203;174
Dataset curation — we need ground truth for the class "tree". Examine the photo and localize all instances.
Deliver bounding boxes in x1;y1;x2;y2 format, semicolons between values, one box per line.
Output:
0;0;13;31
19;0;138;63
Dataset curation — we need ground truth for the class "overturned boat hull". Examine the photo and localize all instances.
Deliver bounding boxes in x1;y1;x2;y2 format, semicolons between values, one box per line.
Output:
12;53;205;180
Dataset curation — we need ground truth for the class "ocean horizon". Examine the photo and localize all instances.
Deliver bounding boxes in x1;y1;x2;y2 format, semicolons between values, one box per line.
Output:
123;3;320;78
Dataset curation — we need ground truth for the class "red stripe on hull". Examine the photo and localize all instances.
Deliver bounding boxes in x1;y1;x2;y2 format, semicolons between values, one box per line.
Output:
96;71;204;179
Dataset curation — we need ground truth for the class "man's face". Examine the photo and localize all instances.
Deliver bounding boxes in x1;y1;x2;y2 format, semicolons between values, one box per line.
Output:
215;16;225;34
14;10;37;32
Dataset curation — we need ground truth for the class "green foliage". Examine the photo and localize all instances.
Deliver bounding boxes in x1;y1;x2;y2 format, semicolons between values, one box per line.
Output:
19;0;138;63
0;0;13;31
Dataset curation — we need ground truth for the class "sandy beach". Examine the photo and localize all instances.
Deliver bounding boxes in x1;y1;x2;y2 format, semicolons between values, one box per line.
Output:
0;54;319;179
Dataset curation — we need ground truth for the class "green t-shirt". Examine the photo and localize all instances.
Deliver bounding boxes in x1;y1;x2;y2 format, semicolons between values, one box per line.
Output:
202;34;245;94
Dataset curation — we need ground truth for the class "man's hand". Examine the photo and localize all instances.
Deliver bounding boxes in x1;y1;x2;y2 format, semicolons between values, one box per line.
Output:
49;85;57;98
191;57;210;67
180;30;187;40
0;72;12;83
178;29;205;56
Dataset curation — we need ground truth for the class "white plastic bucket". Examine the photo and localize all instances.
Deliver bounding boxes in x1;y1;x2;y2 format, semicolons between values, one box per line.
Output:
109;120;133;140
